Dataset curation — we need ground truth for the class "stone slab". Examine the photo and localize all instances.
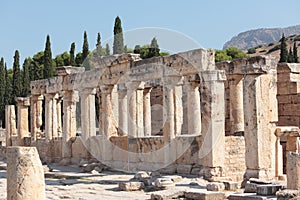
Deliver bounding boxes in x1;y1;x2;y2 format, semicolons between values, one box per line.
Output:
118;181;145;191
256;184;283;196
150;188;186;200
184;189;225;200
228;193;275;200
207;182;225;191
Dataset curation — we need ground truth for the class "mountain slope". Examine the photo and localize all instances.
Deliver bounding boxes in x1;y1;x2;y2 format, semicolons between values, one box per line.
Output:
223;25;300;50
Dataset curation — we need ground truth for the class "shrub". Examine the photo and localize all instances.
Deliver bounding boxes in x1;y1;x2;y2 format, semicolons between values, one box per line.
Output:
247;48;256;54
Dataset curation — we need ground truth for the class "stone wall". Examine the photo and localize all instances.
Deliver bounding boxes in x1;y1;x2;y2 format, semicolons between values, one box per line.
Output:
224;136;246;182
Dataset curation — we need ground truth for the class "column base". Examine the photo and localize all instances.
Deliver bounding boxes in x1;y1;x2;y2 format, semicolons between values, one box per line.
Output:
242;168;276;187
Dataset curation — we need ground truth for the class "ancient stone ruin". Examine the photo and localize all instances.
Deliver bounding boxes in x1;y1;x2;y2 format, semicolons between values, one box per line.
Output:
4;48;300;198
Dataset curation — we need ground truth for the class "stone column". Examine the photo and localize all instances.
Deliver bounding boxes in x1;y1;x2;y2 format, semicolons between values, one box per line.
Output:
80;88;96;141
56;97;62;137
7;147;45;200
44;93;53;141
30;95;43;143
229;75;244;134
187;81;201;135
163;77;183;142
143;88;152;136
287;152;300;190
126;82;144;138
243;71;278;179
62;91;78;158
16;97;30;146
174;85;183;136
5;105;17;147
100;85;117;138
118;87;128;136
199;71;226;171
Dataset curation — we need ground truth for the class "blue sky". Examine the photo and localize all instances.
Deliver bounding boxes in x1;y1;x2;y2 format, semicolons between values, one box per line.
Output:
1;0;300;67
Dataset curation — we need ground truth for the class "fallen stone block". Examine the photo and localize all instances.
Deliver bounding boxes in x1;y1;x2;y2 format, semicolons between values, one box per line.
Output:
118;181;145;191
222;181;238;191
184;190;225;200
150;188;185;200
134;171;150;180
256;184;283;196
207;182;225;191
276;189;300;200
154;178;175;189
162;175;182;183
228;193;270;200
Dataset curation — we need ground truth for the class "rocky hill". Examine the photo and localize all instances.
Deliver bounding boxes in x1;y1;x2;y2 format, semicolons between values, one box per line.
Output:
246;34;300;62
223;25;300;50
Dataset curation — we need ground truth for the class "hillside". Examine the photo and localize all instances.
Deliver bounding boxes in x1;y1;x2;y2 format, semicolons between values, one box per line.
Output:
223;25;300;50
246;34;300;61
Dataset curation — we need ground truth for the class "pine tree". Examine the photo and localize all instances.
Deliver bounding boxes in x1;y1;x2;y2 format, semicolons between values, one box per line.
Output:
0;58;5;127
82;31;89;61
22;58;31;96
12;50;22;102
279;34;288;63
293;42;298;63
113;16;124;54
43;35;54;79
106;43;110;55
288;47;294;63
148;37;160;58
96;32;102;56
69;42;76;66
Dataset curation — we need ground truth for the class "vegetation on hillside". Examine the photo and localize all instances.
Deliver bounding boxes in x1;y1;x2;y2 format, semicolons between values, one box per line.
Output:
215;46;249;62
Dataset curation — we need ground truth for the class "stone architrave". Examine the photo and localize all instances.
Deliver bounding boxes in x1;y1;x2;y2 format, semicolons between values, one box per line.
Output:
16;97;30;146
5;105;17;147
7;147;46;200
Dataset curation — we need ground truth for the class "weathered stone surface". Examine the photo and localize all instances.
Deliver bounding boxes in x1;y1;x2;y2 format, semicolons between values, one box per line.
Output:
184;189;225;200
286;152;300;190
228;193;270;200
244;182;258;193
256;184;283;196
222;181;238;191
276;189;300;200
162;175;182;183
206;182;225;191
150;188;185;200
7;147;46;200
118;181;145;191
134;171;150;180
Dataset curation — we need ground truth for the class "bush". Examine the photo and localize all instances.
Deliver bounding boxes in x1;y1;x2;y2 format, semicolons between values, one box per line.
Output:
247;48;256;54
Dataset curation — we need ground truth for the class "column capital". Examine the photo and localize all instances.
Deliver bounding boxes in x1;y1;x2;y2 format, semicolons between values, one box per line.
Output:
63;91;79;102
79;88;96;96
31;95;44;102
126;81;145;90
15;97;30;107
44;93;59;99
100;84;114;94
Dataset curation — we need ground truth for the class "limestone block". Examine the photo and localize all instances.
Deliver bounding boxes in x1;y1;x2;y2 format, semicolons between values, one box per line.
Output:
256;184;283;196
222;181;239;191
162;175;182;183
150;189;185;200
118;181;145;191
184;190;225;200
7;147;45;200
244;181;258;193
286;152;300;190
228;194;269;200
134;171;150;180
154;178;175;189
207;182;225;191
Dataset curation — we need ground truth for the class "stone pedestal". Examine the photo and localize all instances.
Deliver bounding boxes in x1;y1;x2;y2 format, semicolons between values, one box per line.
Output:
62;91;78;158
16;97;30;146
80;88;96;141
243;72;278;179
199;71;226;170
6;147;45;200
5;105;17;147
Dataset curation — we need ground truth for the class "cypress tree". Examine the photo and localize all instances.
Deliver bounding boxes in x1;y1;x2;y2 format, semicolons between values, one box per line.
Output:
113;16;124;54
0;58;5;127
4;64;12;105
43;35;54;79
96;32;102;56
82;31;89;61
22;58;31;96
148;37;160;58
12;50;22;102
69;42;76;66
288;47;294;63
293;42;298;63
106;43;110;55
279;34;288;63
